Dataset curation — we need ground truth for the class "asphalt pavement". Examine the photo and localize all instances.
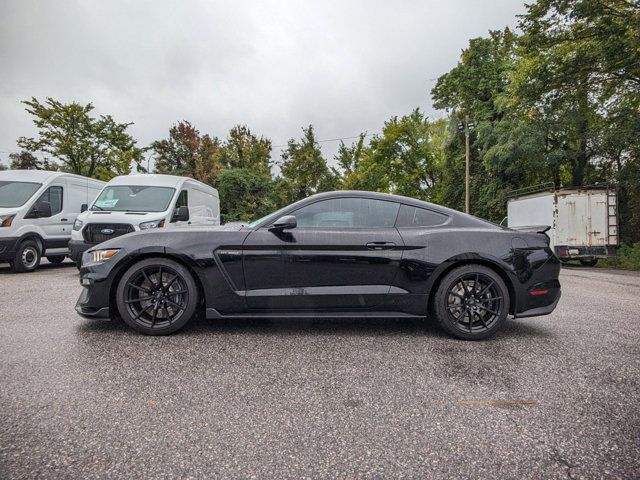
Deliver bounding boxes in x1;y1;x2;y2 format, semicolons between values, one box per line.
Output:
0;260;638;479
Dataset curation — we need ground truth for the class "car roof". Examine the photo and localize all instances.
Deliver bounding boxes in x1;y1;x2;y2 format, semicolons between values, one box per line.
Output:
306;190;466;217
105;174;217;192
0;169;105;184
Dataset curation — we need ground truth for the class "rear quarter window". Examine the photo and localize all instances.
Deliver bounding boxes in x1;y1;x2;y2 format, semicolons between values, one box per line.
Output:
396;204;448;227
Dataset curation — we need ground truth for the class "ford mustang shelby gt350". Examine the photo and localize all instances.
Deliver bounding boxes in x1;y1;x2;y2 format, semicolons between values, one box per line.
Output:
76;190;561;340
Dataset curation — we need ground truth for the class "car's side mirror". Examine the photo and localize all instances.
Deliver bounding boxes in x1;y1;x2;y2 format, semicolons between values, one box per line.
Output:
270;215;297;231
35;201;52;218
173;206;190;222
80;203;88;213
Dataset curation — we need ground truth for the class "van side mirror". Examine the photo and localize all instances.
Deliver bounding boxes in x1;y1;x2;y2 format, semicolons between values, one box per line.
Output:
173;206;190;222
34;201;52;218
270;215;297;231
81;204;88;213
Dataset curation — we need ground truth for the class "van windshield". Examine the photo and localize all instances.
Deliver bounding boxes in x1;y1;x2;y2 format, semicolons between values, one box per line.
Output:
91;186;176;212
0;181;42;208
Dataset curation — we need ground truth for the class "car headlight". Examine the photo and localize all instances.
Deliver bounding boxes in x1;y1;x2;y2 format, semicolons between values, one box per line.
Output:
89;249;120;263
139;219;165;230
73;219;83;231
0;214;16;227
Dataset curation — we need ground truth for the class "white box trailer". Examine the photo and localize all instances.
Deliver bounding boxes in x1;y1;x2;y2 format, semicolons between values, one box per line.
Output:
507;184;618;266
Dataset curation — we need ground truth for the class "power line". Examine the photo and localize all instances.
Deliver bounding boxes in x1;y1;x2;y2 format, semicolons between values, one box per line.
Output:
272;133;372;149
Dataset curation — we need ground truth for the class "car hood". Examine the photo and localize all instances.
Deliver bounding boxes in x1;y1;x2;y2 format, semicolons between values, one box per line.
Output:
0;207;19;216
89;223;250;251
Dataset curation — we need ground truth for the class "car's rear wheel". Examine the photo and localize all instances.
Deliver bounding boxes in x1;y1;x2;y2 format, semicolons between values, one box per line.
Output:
116;257;199;335
46;255;66;264
11;240;41;273
432;264;509;340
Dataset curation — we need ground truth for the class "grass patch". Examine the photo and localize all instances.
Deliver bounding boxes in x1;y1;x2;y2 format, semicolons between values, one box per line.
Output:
599;242;640;271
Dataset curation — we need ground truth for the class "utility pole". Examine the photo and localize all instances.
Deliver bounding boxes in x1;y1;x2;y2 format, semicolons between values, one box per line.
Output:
464;114;470;214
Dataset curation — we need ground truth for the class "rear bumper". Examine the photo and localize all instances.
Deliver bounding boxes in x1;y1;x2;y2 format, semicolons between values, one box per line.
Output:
555;245;616;259
513;289;561;318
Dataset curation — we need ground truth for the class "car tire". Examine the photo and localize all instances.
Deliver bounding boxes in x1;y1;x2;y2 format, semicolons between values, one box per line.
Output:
11;240;42;273
579;257;598;267
46;255;66;264
432;264;510;340
116;257;199;336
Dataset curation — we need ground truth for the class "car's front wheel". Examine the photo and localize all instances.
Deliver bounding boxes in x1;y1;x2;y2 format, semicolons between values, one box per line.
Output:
432;264;510;340
116;257;199;335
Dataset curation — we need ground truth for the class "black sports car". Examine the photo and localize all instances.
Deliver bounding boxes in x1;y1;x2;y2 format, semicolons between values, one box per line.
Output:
76;190;561;340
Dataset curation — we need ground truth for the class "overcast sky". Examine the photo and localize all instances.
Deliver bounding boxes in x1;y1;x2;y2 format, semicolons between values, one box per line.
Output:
0;0;525;169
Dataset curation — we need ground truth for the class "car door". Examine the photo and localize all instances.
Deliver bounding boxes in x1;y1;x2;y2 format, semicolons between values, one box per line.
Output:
27;184;67;248
278;197;403;310
242;227;289;309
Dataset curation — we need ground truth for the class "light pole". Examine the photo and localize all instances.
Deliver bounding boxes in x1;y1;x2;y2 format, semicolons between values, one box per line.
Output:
457;116;474;214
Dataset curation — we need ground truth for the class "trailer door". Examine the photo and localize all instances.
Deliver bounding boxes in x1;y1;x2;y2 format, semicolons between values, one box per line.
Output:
556;191;609;247
556;192;589;247
587;191;608;246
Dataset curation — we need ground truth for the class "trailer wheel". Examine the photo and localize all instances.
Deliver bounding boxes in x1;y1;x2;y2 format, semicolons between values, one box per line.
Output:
579;257;598;267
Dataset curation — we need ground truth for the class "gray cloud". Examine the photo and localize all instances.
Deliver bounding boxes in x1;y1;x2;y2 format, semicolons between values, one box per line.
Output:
0;0;524;168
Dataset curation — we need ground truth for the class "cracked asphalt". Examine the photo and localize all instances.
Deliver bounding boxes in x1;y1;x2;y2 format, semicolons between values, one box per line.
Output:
1;260;638;479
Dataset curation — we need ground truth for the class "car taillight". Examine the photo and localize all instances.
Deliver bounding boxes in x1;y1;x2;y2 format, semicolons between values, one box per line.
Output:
557;248;567;256
529;289;549;296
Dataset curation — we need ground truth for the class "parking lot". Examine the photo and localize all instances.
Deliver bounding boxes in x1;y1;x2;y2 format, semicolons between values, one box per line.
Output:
0;261;638;479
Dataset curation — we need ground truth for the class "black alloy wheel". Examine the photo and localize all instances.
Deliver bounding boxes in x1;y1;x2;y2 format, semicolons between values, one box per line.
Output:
116;257;199;335
433;264;509;340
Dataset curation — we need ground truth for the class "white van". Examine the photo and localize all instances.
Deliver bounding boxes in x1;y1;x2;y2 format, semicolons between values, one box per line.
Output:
0;170;105;272
69;174;220;266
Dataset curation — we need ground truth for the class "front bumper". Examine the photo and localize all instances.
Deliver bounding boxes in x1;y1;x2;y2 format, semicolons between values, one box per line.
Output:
0;237;19;262
69;239;93;265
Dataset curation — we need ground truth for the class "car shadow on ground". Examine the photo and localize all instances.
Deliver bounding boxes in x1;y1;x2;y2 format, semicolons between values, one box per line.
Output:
0;261;77;275
76;314;553;340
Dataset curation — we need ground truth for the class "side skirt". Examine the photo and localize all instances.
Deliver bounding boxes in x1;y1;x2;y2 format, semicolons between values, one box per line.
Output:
205;308;425;320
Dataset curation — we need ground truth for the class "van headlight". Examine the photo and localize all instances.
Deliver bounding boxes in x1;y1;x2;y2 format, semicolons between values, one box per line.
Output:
139;219;165;230
0;214;16;227
73;219;83;231
89;249;120;264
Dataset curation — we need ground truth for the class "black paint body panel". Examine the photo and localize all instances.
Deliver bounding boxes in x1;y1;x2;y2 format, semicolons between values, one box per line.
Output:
75;191;561;321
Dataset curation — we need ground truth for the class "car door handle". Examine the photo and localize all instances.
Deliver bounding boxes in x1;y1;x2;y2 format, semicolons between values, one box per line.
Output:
61;218;68;222
365;241;396;250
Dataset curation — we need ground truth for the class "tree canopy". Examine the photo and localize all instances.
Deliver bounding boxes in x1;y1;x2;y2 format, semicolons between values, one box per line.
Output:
17;97;144;180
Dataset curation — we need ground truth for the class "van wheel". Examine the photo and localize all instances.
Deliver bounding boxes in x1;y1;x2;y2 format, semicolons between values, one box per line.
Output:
116;257;199;335
12;240;42;273
47;255;66;264
431;264;510;340
579;257;598;267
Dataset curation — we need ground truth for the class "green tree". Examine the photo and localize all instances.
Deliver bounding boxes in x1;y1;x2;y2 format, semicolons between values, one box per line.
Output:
221;125;272;176
217;168;275;223
151;120;223;186
279;125;331;200
348;109;439;200
17;97;143;180
9;151;58;171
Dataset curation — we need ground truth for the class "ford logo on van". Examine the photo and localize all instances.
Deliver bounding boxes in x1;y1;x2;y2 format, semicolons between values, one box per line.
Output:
101;228;115;235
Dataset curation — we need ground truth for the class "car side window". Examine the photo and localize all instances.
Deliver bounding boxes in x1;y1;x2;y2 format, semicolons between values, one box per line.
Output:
175;190;188;209
35;186;63;216
395;204;448;227
293;198;400;228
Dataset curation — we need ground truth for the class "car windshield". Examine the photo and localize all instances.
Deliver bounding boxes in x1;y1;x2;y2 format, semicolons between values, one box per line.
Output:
0;181;42;208
91;185;176;212
246;205;291;228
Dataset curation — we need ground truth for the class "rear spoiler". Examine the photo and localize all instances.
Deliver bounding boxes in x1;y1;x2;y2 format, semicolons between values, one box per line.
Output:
510;225;551;234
